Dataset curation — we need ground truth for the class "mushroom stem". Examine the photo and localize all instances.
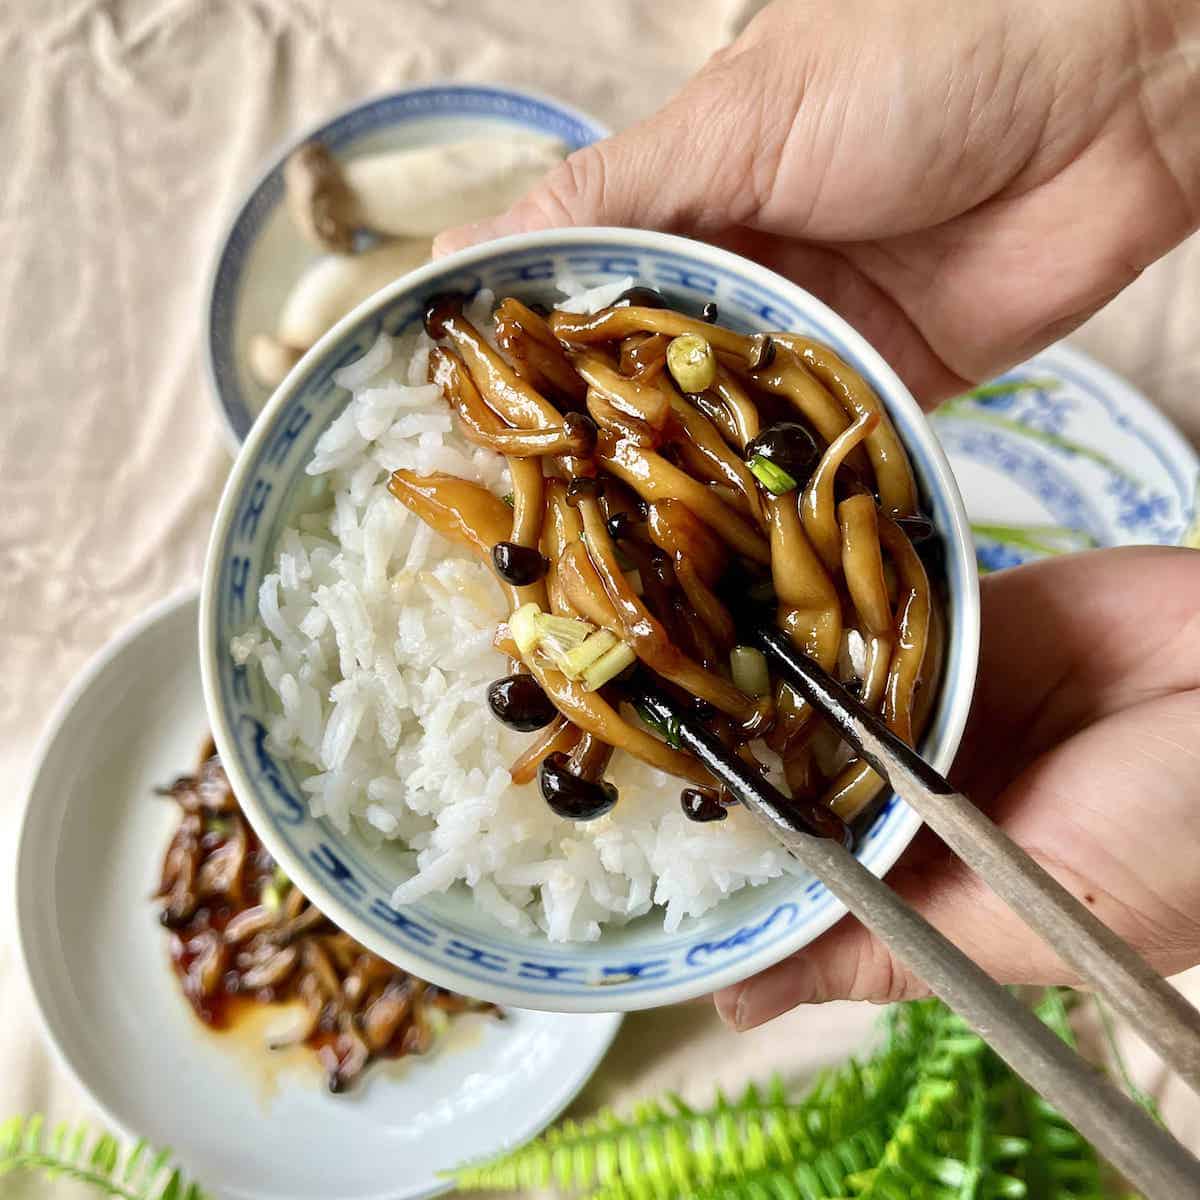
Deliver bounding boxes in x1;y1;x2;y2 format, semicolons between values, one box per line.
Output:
341;135;567;238
247;334;304;390
276;239;433;351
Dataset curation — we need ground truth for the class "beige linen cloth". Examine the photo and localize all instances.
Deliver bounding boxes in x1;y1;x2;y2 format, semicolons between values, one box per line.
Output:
2;2;1199;1196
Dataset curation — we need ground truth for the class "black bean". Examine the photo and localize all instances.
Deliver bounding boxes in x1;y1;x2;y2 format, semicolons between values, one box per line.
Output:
565;476;604;506
487;675;557;731
747;333;776;371
563;410;598;454
744;422;821;483
423;292;468;339
605;510;642;540
613;286;667;310
680;787;728;822
492;541;549;586
539;752;619;820
701;301;719;322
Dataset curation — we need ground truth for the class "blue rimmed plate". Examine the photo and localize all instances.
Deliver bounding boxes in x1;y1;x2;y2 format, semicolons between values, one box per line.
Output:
933;342;1200;568
200;227;980;1014
16;589;621;1200
206;84;608;447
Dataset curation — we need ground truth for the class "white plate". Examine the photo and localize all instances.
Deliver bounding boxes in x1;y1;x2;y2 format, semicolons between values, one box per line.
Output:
207;84;607;446
933;342;1199;564
15;589;621;1200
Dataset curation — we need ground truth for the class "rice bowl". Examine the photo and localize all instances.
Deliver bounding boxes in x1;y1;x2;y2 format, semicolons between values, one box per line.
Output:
201;228;979;1011
237;280;819;943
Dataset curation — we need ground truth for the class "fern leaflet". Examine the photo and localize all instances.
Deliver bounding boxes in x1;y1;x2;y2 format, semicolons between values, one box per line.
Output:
0;1114;208;1200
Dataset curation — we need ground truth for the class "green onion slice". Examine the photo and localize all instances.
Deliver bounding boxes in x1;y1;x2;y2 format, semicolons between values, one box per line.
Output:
747;455;798;495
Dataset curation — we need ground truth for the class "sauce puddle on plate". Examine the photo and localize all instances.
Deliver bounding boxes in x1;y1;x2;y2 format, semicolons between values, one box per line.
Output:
155;736;501;1096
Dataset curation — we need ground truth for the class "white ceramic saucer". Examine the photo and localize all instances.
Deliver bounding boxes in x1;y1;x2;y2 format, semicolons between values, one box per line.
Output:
933;342;1199;564
15;589;620;1200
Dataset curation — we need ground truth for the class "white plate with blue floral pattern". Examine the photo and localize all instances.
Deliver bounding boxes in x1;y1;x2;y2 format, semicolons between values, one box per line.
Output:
15;589;621;1200
207;84;608;447
933;342;1199;567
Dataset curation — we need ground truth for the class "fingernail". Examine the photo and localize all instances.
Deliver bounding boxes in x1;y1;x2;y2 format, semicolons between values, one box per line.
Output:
433;211;525;258
713;985;743;1029
732;962;813;1030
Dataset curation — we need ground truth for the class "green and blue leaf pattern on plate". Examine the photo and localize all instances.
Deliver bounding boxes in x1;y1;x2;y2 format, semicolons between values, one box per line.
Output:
931;345;1199;573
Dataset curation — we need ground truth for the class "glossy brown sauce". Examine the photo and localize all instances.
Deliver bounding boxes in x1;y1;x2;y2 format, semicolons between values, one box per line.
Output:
156;739;499;1091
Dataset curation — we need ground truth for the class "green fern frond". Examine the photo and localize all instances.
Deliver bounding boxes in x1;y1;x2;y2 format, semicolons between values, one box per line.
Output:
0;1114;208;1200
453;1080;802;1196
978;992;1112;1200
455;1000;965;1200
453;992;1140;1200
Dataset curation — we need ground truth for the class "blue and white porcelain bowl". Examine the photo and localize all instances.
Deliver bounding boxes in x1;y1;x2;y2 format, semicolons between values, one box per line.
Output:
206;84;608;446
200;228;981;1012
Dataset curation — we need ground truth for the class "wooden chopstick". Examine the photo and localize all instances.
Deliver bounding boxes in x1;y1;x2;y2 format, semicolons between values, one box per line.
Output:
633;684;1200;1200
752;623;1200;1096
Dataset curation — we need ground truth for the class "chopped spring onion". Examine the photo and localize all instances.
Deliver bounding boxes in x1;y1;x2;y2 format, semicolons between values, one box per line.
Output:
730;645;771;697
203;815;232;836
509;603;543;656
747;455;798;496
261;868;290;911
582;642;637;690
559;628;618;679
666;333;717;393
508;602;637;686
635;702;682;749
501;492;514;508
536;613;593;657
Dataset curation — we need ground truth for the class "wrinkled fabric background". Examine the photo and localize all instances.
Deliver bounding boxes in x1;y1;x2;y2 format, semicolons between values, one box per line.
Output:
2;1;1198;1195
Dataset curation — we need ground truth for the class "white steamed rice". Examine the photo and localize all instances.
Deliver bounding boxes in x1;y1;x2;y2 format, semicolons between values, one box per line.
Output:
235;277;802;942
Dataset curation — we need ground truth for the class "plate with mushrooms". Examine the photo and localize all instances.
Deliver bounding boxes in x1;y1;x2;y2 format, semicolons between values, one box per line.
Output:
15;588;622;1200
206;84;607;445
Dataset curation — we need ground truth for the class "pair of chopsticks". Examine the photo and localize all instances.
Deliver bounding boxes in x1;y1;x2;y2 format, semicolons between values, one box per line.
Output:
632;625;1200;1200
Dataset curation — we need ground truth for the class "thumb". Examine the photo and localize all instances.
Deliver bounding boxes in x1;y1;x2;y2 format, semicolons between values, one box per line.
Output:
433;43;790;256
713;848;1078;1029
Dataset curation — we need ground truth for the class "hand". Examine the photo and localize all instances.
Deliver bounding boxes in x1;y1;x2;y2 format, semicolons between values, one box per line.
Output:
436;0;1200;406
712;547;1200;1027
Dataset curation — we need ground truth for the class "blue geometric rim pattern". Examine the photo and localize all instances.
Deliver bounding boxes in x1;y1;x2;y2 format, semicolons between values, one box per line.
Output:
208;84;610;443
207;236;976;1005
